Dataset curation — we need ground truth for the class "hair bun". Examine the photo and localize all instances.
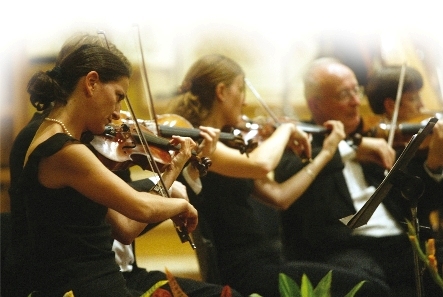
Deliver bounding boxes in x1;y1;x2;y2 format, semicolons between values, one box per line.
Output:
46;66;63;80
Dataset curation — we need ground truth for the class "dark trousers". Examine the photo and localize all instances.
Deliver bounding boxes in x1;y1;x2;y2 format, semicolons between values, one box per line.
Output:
326;234;442;297
123;267;243;297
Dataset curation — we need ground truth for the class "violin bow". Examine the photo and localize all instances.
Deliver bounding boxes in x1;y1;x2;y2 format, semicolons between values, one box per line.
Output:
387;63;407;148
245;78;316;161
344;117;437;229
126;97;198;247
245;78;281;124
381;63;407;177
133;24;161;136
245;78;328;134
99;29;196;249
132;26;196;248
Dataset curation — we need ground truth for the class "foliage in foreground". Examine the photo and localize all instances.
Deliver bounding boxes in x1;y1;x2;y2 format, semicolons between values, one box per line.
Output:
406;219;443;292
251;271;365;297
47;268;365;297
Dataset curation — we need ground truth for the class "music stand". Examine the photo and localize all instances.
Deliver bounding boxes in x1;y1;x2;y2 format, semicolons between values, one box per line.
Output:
342;117;438;297
344;117;438;229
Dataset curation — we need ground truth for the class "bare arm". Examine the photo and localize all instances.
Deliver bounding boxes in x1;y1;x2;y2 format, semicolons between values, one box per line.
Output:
355;137;396;169
106;181;190;243
209;123;310;179
39;137;198;244
252;120;345;210
108;127;220;243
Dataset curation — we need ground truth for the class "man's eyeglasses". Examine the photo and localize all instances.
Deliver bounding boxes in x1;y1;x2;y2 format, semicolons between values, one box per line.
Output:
335;86;363;102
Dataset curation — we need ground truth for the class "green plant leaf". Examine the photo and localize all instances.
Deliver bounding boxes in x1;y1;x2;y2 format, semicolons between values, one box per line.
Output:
344;281;366;297
279;273;301;297
406;219;443;292
313;270;332;297
275;271;366;297
300;274;314;297
140;280;169;297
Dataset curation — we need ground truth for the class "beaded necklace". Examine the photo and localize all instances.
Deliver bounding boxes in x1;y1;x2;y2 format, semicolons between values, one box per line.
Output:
44;117;73;138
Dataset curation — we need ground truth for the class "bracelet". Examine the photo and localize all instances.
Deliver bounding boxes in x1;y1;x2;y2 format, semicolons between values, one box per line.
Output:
304;166;315;179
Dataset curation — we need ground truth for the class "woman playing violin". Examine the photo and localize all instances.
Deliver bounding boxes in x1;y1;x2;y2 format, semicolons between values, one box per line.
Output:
365;65;443;176
366;65;425;122
166;54;390;297
5;33;240;297
8;42;203;297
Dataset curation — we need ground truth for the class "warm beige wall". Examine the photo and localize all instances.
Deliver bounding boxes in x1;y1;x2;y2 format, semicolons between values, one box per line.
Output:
3;29;442;134
1;25;442;212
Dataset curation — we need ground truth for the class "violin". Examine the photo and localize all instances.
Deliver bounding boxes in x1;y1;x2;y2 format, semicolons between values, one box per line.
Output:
365;118;434;151
243;78;329;156
224;115;328;162
235;115;329;143
363;65;439;152
86;120;211;176
96;28;197;249
119;111;258;156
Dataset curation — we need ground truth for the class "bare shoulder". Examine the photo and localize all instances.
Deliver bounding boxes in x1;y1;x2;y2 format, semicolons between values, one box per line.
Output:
40;142;107;188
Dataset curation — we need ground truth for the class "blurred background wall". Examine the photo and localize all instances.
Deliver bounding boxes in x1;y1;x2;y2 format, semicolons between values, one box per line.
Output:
2;0;443;212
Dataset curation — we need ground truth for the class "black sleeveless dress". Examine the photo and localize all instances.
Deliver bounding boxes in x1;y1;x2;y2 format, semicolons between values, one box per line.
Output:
11;133;131;297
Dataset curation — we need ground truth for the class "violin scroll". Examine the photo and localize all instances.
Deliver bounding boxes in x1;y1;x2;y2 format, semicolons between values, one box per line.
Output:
192;156;212;177
220;125;258;156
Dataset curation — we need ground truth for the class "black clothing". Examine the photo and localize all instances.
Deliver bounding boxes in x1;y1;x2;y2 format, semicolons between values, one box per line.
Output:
4;111;243;297
4;111;49;297
186;171;392;297
274;129;443;297
124;267;237;297
11;133;128;296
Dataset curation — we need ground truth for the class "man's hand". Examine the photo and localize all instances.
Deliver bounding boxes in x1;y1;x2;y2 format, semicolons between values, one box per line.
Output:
356;137;396;169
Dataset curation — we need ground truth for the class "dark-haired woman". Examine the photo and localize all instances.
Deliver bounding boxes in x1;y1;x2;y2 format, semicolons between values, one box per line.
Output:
9;43;200;297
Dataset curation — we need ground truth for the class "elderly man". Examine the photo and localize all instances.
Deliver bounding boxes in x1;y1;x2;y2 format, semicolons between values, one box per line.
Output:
275;58;443;297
